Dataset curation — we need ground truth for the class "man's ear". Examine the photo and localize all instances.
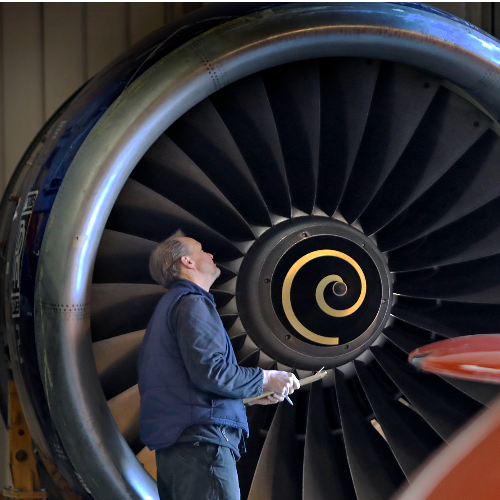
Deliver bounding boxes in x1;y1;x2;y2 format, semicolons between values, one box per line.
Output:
180;255;194;269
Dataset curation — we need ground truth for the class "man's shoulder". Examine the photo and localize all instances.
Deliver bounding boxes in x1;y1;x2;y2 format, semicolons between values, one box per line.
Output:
173;292;219;328
175;292;214;311
153;287;210;315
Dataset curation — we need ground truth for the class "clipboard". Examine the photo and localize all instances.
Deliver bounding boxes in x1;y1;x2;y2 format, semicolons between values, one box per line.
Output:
243;370;327;404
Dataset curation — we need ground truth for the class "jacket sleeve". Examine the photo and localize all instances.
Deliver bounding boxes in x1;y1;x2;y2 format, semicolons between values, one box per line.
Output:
172;294;264;399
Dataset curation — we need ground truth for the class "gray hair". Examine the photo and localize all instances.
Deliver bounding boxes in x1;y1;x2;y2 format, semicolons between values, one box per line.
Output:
149;230;189;288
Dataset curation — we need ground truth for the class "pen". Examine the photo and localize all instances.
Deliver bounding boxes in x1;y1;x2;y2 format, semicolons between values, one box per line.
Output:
282;367;324;405
285;366;324;406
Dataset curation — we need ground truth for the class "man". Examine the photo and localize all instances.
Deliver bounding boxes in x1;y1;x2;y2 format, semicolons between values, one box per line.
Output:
138;230;300;500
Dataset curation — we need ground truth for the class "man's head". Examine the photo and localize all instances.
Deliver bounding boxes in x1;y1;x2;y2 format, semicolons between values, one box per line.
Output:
149;230;220;291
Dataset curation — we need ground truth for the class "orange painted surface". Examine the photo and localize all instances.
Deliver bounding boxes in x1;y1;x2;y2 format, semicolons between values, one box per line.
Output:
398;334;500;500
408;335;500;382
395;394;500;500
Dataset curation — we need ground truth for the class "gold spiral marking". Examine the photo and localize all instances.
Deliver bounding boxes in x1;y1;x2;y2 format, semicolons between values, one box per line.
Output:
282;250;367;345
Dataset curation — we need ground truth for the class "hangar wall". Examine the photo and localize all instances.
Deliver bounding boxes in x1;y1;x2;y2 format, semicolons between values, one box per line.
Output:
0;0;499;495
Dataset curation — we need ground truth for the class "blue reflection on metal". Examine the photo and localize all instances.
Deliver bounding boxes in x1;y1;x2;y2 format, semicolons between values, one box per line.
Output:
395;2;500;45
128;471;158;500
75;167;118;298
468;34;500;64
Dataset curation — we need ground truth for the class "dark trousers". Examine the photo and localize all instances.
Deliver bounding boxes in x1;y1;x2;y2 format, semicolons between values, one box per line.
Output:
156;442;240;500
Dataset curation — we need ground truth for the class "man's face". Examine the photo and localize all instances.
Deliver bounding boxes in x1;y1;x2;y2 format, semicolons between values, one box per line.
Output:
180;237;220;280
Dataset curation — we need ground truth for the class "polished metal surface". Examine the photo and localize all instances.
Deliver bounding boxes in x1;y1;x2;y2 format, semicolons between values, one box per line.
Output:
33;3;500;499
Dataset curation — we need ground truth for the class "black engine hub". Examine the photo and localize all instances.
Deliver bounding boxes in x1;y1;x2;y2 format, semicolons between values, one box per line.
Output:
237;217;392;369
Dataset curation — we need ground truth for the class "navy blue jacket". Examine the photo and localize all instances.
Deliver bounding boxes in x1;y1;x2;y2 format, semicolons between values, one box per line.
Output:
138;279;264;451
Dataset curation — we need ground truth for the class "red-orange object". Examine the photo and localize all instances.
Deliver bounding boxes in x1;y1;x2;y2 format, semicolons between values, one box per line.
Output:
396;334;500;500
408;335;500;383
394;395;500;500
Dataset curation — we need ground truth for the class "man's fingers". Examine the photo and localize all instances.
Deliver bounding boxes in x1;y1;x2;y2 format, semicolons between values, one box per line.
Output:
285;374;300;395
264;395;282;405
263;370;302;394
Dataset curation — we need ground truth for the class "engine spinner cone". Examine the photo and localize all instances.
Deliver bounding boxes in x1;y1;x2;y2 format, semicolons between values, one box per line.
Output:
237;216;391;370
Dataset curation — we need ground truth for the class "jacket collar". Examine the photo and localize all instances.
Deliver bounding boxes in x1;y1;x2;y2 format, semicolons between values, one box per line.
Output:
170;278;215;305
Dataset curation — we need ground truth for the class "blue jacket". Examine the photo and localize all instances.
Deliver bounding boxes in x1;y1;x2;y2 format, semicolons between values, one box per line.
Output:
138;279;264;450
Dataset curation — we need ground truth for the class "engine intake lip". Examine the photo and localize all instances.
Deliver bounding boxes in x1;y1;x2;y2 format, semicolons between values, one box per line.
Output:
32;3;500;500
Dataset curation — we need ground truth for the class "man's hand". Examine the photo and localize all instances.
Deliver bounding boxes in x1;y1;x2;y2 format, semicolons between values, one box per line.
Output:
246;393;285;406
262;370;300;396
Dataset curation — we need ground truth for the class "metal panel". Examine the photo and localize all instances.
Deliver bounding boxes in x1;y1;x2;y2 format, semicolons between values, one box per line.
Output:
86;3;129;78
494;3;500;39
0;5;4;197
43;3;86;120
2;3;44;184
129;3;164;46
